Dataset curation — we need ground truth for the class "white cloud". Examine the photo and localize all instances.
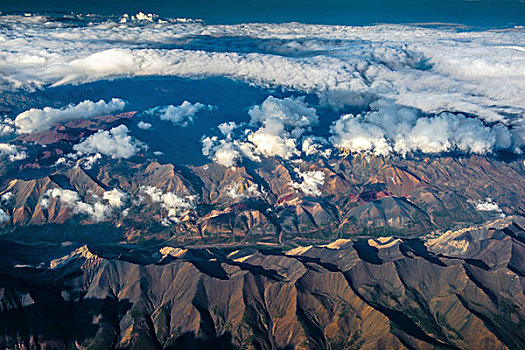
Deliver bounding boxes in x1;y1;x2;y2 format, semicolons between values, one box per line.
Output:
1;16;524;153
227;182;263;199
0;118;15;136
475;198;502;212
202;96;320;166
141;186;195;225
292;170;325;196
218;121;237;138
301;136;332;157
119;12;162;23
248;96;318;138
0;208;10;223
73;125;143;159
102;189;129;208
246;97;318;159
41;187;129;222
137;121;152;130
202;138;240;168
247;129;300;160
329;100;514;156
146;101;215;127
14;98;126;134
79;153;102;170
0;143;27;162
0;18;523;128
1;192;13;204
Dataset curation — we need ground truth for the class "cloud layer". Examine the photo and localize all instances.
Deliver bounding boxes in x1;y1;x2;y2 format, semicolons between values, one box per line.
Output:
14;98;126;134
0;15;524;163
0;15;523;128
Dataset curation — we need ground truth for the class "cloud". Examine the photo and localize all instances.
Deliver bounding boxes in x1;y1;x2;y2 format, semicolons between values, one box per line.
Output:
0;118;15;136
292;170;325;196
0;208;10;224
202;135;261;168
79;153;102;170
0;143;27;161
227;182;264;199
14;98;126;134
1;16;524;153
301;136;332;157
246;96;319;159
41;187;128;222
137;121;152;130
218;121;237;137
1;17;524;128
141;186;195;225
248;96;318;138
102;189;129;208
1;192;13;204
202;96;322;167
329;100;514;156
202;138;241;168
474;198;502;212
146;101;215;127
73;125;143;159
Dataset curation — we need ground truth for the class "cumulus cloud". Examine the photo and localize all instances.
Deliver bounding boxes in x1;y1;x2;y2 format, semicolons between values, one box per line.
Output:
102;189;129;208
0;143;27;162
292;170;325;196
79;153;102;170
1;192;13;204
41;187;128;222
474;198;502;212
248;96;318;137
14;98;126;134
218;122;237;137
0;192;13;224
137;121;152;130
0;208;10;224
73;125;143;159
301;136;332;157
146;101;215;127
202;137;242;168
227;182;264;199
141;186;195;225
202;96;321;167
246;97;318;159
0;118;15;136
330;100;514;156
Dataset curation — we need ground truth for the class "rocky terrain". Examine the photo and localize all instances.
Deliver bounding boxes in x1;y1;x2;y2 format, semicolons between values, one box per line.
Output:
0;217;523;349
0;112;524;350
1;113;524;246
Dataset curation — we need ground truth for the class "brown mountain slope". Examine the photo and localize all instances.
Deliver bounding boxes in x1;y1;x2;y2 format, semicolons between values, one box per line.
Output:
0;217;523;349
1;152;524;244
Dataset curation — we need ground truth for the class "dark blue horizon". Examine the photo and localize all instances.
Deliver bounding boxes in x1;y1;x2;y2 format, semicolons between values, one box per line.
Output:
1;0;525;27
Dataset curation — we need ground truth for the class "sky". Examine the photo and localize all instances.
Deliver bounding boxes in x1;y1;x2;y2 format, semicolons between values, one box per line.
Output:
1;0;525;27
